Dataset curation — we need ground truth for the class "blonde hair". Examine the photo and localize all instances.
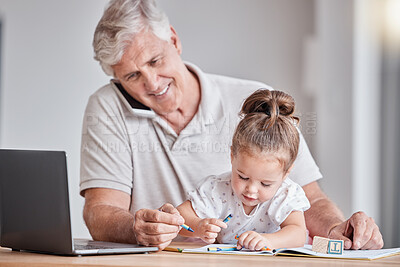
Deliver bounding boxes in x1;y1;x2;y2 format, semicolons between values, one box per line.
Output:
232;89;300;173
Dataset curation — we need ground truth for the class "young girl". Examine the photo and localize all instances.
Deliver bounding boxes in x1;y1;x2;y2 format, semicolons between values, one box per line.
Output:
177;89;310;250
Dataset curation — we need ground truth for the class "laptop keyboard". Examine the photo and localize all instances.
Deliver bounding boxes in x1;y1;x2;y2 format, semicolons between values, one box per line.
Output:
74;244;106;250
74;240;116;250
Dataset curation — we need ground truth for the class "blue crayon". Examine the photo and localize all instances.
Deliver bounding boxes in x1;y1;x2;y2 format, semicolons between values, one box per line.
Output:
208;246;239;252
222;214;233;223
181;223;194;232
158;209;194;232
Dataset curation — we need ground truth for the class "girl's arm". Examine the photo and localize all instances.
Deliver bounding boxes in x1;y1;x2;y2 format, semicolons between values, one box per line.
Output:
177;200;227;243
237;210;307;250
265;210;308;248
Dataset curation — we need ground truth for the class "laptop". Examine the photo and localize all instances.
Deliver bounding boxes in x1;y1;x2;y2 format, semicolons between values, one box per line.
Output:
0;149;158;255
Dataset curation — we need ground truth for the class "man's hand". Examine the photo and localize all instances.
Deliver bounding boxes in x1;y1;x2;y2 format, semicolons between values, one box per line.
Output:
134;203;184;250
303;182;383;250
196;218;227;244
328;211;384;250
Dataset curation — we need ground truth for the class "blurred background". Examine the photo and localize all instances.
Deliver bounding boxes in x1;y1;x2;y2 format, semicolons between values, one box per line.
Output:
0;0;399;247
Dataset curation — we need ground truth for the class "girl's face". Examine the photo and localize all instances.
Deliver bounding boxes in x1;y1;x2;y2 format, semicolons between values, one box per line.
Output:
231;150;290;214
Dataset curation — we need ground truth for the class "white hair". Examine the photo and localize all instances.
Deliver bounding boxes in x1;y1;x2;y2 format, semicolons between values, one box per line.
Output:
93;0;171;76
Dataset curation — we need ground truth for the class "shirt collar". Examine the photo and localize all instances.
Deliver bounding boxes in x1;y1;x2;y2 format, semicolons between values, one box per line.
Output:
185;62;225;126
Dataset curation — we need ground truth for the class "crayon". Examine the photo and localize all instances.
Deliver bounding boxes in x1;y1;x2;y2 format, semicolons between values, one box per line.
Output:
164;247;183;252
181;223;194;232
261;247;273;252
222;214;233;223
158;209;194;232
207;246;239;252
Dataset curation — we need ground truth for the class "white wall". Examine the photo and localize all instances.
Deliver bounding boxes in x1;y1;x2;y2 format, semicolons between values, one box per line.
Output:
314;0;354;219
0;0;109;238
1;0;368;239
315;0;384;224
352;0;382;225
158;0;317;151
380;0;400;248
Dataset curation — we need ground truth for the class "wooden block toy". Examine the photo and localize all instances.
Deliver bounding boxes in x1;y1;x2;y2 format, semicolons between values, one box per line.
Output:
312;236;344;255
312;236;330;253
327;240;343;255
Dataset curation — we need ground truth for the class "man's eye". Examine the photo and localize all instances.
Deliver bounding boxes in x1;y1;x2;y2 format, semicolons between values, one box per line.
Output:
238;175;248;181
127;72;139;80
149;59;159;66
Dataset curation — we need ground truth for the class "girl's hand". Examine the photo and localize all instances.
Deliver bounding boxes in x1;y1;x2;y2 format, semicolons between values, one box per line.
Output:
197;218;227;243
236;231;270;251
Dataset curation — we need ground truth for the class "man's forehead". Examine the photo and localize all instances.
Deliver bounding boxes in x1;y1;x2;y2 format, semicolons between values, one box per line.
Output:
118;34;166;66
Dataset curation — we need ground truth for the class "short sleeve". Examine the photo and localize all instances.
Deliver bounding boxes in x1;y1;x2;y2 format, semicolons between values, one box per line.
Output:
80;87;133;196
267;179;310;226
187;174;230;219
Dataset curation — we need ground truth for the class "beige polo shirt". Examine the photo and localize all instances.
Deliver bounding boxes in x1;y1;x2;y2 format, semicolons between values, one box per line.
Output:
80;62;322;215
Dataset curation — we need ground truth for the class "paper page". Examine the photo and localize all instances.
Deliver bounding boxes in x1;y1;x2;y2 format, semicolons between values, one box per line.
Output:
182;243;400;259
183;244;274;255
279;244;400;260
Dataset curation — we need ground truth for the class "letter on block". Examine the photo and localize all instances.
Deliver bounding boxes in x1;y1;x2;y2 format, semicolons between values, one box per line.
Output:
328;240;343;255
312;236;330;253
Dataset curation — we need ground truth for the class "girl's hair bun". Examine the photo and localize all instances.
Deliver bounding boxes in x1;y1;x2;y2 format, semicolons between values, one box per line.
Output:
240;89;298;126
232;89;300;172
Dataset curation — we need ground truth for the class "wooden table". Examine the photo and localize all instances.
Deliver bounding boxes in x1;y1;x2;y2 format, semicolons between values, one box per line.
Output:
1;242;399;267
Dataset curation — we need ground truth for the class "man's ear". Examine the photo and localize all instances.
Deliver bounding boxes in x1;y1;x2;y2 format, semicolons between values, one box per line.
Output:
169;26;182;55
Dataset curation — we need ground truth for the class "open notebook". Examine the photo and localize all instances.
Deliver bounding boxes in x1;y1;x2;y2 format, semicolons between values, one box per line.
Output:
171;244;400;261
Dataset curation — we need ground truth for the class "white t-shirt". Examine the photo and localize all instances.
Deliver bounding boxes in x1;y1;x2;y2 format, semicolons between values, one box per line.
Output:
80;62;322;217
187;172;311;243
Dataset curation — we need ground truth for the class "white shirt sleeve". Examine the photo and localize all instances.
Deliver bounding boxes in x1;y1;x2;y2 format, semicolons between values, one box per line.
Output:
288;132;323;186
80;89;133;196
187;174;230;219
267;178;311;226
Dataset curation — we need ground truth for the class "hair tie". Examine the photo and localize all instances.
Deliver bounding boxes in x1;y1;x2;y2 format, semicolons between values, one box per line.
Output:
264;106;279;117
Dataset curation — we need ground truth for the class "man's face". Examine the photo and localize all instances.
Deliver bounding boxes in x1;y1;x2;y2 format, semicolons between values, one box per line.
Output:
112;28;187;115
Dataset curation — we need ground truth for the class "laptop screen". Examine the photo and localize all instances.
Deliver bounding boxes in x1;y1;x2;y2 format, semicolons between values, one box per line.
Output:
0;149;74;254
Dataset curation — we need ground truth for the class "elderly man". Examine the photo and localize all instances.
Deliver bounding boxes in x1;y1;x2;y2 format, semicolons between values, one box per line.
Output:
80;0;383;250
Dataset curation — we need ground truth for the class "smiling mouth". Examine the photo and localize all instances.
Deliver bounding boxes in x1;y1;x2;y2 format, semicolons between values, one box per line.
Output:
153;85;169;96
243;195;257;202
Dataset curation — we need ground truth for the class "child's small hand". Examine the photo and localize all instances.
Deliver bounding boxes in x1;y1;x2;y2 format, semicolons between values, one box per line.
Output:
236;231;269;251
197;218;227;243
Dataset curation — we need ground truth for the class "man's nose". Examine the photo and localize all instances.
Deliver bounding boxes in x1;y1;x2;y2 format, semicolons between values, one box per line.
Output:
142;69;158;91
